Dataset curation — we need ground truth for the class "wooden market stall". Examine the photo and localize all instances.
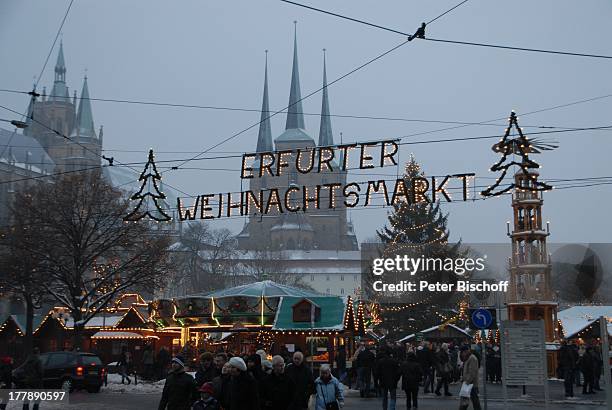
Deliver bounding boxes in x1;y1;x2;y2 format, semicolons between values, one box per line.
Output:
150;280;366;367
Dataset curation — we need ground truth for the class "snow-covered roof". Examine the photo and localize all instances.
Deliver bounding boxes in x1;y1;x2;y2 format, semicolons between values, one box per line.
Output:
0;127;55;174
176;280;323;300
558;305;612;339
399;324;471;342
235;250;361;261
91;331;143;339
65;315;123;328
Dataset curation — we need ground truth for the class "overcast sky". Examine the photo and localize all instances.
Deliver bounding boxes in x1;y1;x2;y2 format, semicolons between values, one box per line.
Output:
1;0;611;244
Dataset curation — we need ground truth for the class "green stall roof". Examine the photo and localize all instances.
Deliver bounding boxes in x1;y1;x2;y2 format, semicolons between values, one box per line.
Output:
272;296;347;331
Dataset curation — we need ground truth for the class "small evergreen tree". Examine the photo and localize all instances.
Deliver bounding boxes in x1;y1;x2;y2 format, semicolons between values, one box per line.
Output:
124;149;172;222
374;156;465;338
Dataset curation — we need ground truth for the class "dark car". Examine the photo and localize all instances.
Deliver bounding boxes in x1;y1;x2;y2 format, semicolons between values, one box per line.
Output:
39;352;105;393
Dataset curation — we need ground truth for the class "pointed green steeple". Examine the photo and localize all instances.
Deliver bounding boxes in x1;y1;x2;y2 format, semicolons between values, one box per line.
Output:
256;52;273;152
50;42;69;101
75;76;96;137
285;22;305;131
318;50;333;147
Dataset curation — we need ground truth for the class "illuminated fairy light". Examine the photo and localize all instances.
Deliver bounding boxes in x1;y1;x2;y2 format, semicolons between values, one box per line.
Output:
124;149;172;222
481;112;553;197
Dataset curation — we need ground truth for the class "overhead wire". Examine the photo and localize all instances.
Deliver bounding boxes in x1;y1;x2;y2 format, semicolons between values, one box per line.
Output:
169;0;472;171
0;122;609;186
0;0;75;174
279;0;612;60
0;88;585;131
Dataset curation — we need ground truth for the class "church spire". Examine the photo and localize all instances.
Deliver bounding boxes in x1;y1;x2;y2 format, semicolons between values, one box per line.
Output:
50;41;69;101
285;22;305;131
318;49;333;147
55;41;66;82
75;76;96;137
256;51;273;152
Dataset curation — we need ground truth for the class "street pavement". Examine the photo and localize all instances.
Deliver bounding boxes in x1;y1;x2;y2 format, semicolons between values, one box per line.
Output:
4;380;608;409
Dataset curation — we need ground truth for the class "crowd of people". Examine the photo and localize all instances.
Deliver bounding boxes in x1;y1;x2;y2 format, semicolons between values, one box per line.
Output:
350;340;483;410
158;349;344;410
558;340;606;398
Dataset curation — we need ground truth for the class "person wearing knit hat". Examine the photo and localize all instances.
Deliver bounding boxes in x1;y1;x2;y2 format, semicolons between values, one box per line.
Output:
158;355;198;410
192;382;219;410
228;356;260;409
228;356;247;373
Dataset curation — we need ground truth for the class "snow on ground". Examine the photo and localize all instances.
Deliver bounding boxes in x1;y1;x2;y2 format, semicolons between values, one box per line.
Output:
102;373;165;393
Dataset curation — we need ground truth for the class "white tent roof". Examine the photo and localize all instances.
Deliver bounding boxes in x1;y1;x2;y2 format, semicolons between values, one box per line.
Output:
558;305;612;339
399;324;471;342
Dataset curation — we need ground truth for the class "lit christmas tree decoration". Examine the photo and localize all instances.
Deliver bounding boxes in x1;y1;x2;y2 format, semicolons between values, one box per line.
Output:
481;111;556;197
123;149;172;222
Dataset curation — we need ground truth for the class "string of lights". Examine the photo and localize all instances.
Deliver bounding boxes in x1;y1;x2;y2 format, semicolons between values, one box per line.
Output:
2;178;610;232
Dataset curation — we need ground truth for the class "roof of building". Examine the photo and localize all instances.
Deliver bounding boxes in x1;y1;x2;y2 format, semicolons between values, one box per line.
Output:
0;314;46;334
91;331;143;339
273;296;346;330
0;127;55;174
198;280;322;299
275;127;314;143
558;305;612;338
73;76;97;138
399;324;471;342
65;315;123;328
284;25;305;131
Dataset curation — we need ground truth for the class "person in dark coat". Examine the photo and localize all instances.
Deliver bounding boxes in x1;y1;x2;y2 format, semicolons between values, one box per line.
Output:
592;345;604;391
246;354;265;383
580;346;595;395
212;363;231;410
335;345;347;384
559;340;578;397
195;352;217;387
261;355;296;410
375;349;401;410
284;351;315;410
401;352;423;410
213;353;227;378
158;356;198;410
434;343;451;396
118;346;133;385
356;344;376;398
416;342;433;393
228;357;260;410
157;347;171;380
192;382;220;410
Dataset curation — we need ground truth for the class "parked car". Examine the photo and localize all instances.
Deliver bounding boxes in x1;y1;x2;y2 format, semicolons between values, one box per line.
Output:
36;352;105;393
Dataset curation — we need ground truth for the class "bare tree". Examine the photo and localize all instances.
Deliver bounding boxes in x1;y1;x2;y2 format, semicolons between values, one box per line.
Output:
8;172;171;347
0;223;47;357
169;224;239;294
242;244;314;290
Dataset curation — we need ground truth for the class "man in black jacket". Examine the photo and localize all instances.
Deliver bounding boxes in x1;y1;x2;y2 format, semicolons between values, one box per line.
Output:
228;357;260;410
284;352;314;410
401;352;423;410
356;344;376;398
158;356;197;410
416;343;433;393
559;340;578;398
195;352;217;387
261;355;296;410
375;349;401;410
